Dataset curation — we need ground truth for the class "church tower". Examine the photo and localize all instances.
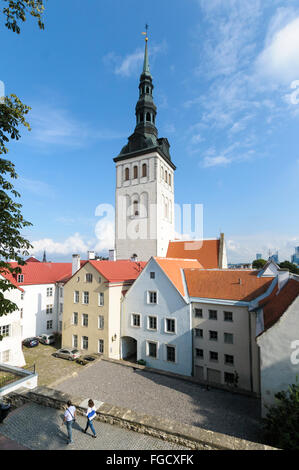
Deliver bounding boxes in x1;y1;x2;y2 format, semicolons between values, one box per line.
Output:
114;32;176;261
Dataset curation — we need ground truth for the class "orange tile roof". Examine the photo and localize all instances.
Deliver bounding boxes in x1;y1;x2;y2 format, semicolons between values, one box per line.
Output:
8;261;87;286
184;269;274;301
88;260;146;283
154;258;202;297
262;279;299;332
167;239;220;269
0;270;24;292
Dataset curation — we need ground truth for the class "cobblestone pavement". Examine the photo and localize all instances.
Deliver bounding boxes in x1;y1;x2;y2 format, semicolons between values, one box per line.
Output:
0;403;189;451
56;360;263;443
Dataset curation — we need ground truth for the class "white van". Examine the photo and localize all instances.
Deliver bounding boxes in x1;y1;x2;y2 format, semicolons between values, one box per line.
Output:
38;334;55;345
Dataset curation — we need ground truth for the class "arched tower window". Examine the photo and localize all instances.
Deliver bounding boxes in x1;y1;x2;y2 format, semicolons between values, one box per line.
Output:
133;200;139;216
142;163;147;177
146;112;151;122
165;170;167;182
168;173;171;186
133;166;138;179
146;86;150;94
125;168;130;181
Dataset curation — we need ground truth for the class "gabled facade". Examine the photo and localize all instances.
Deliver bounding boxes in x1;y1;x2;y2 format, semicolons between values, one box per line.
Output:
121;257;201;376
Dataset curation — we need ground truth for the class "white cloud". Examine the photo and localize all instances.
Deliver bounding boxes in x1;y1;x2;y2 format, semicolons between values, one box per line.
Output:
256;15;299;85
203;155;231;168
30;233;91;256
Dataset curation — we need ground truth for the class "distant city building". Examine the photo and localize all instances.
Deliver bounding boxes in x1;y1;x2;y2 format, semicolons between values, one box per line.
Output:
228;263;252;270
269;252;279;264
256;253;262;260
291;246;299;266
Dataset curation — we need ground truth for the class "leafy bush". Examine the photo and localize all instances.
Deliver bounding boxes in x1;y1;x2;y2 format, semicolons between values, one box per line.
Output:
263;381;299;449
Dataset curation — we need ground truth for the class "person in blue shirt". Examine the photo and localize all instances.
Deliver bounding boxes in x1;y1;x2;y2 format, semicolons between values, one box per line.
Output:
83;399;97;438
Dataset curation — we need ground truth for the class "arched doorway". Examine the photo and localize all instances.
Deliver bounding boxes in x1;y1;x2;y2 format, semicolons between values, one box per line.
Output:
121;336;137;362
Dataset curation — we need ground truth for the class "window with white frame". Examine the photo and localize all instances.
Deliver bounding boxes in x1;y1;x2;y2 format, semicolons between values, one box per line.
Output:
46;287;53;297
98;315;104;329
46;320;53;330
0;324;10;338
224;332;234;344
165;318;176;334
98;292;104;306
46;305;53;314
1;350;10;363
148;291;157;304
85;273;93;283
74;291;79;303
82;291;89;304
82;336;88;350
72;312;78;325
98;339;104;354
166;345;176;363
17;274;24;283
72;335;78;348
82;314;88;327
131;313;141;327
148;316;157;330
147;341;158;358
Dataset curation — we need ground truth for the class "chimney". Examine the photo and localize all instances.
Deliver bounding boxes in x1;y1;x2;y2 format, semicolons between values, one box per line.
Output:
109;249;116;261
218;233;228;269
72;254;81;275
88;250;95;260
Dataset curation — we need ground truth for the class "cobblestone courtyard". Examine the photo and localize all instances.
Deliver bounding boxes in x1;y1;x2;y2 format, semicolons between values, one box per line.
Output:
55;359;263;444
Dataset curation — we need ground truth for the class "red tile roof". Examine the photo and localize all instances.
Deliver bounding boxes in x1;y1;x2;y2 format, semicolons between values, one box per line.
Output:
262;279;299;332
167;239;220;269
26;257;40;263
154;258;202;296
0;271;24;292
184;269;274;301
8;261;87;286
88;260;146;283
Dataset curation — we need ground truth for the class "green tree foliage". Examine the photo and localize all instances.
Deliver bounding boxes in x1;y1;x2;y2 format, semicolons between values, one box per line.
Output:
263;381;299;450
279;261;299;275
252;258;267;269
2;0;45;34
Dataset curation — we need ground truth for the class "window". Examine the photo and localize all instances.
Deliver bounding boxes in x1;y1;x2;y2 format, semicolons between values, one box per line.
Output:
17;274;24;283
46;287;53;297
225;354;234;366
195;328;203;338
148;291;157;304
165;170;167;181
133;200;139;216
1;350;10;363
98;339;104;354
147;341;157;358
82;314;88;327
150;272;155;279
142;163;147;177
59;287;63;298
209;330;218;341
148;316;157;330
59;303;63;314
59;321;62;331
72;335;78;348
98;315;104;329
209;310;217;320
196;348;204;358
210;351;218;362
166;345;176;363
21;292;24;300
85;273;93;283
0;325;10;338
46;305;53;314
165;318;176;333
74;291;79;303
46;320;53;330
125;167;130;181
146;112;151;122
133;166;138;179
82;291;89;304
98;276;102;284
20;308;23;319
98;292;104;306
72;312;78;325
132;314;140;327
224;333;234;344
224;311;233;322
224;372;235;384
168;173;171;186
82;336;88;350
194;308;203;318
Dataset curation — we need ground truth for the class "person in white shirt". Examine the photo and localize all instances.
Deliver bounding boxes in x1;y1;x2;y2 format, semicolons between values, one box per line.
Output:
83;399;97;438
62;400;76;444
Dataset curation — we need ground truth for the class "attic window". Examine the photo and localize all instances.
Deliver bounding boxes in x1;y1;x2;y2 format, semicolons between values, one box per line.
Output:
17;274;24;283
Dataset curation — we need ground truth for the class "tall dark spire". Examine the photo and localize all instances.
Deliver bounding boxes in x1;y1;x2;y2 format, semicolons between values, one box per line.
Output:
114;29;174;169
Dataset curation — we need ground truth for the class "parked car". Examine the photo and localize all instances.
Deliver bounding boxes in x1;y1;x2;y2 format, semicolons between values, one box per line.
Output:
52;348;81;361
22;337;39;348
38;334;55;345
76;354;97;366
0;401;11;423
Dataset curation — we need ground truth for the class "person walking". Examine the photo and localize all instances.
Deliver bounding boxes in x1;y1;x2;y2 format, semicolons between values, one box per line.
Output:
62;400;76;444
83;399;97;438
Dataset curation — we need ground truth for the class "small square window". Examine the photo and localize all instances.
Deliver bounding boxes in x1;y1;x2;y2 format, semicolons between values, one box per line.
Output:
85;273;93;283
196;348;204;358
165;318;176;333
195;328;203;338
148;316;157;330
148;291;157;304
194;308;203;318
150;272;155;279
210;351;218;362
225;354;234;365
224;333;234;344
224;311;233;322
209;330;218;341
132;314;140;327
209;310;217;320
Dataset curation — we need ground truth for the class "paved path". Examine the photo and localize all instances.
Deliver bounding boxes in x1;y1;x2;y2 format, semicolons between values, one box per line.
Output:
56;360;263;443
0;403;188;451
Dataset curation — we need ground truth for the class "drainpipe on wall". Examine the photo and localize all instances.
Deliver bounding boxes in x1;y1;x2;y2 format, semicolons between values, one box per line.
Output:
248;309;253;393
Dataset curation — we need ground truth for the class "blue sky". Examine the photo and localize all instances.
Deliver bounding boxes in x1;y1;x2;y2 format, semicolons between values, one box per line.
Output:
1;0;299;263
